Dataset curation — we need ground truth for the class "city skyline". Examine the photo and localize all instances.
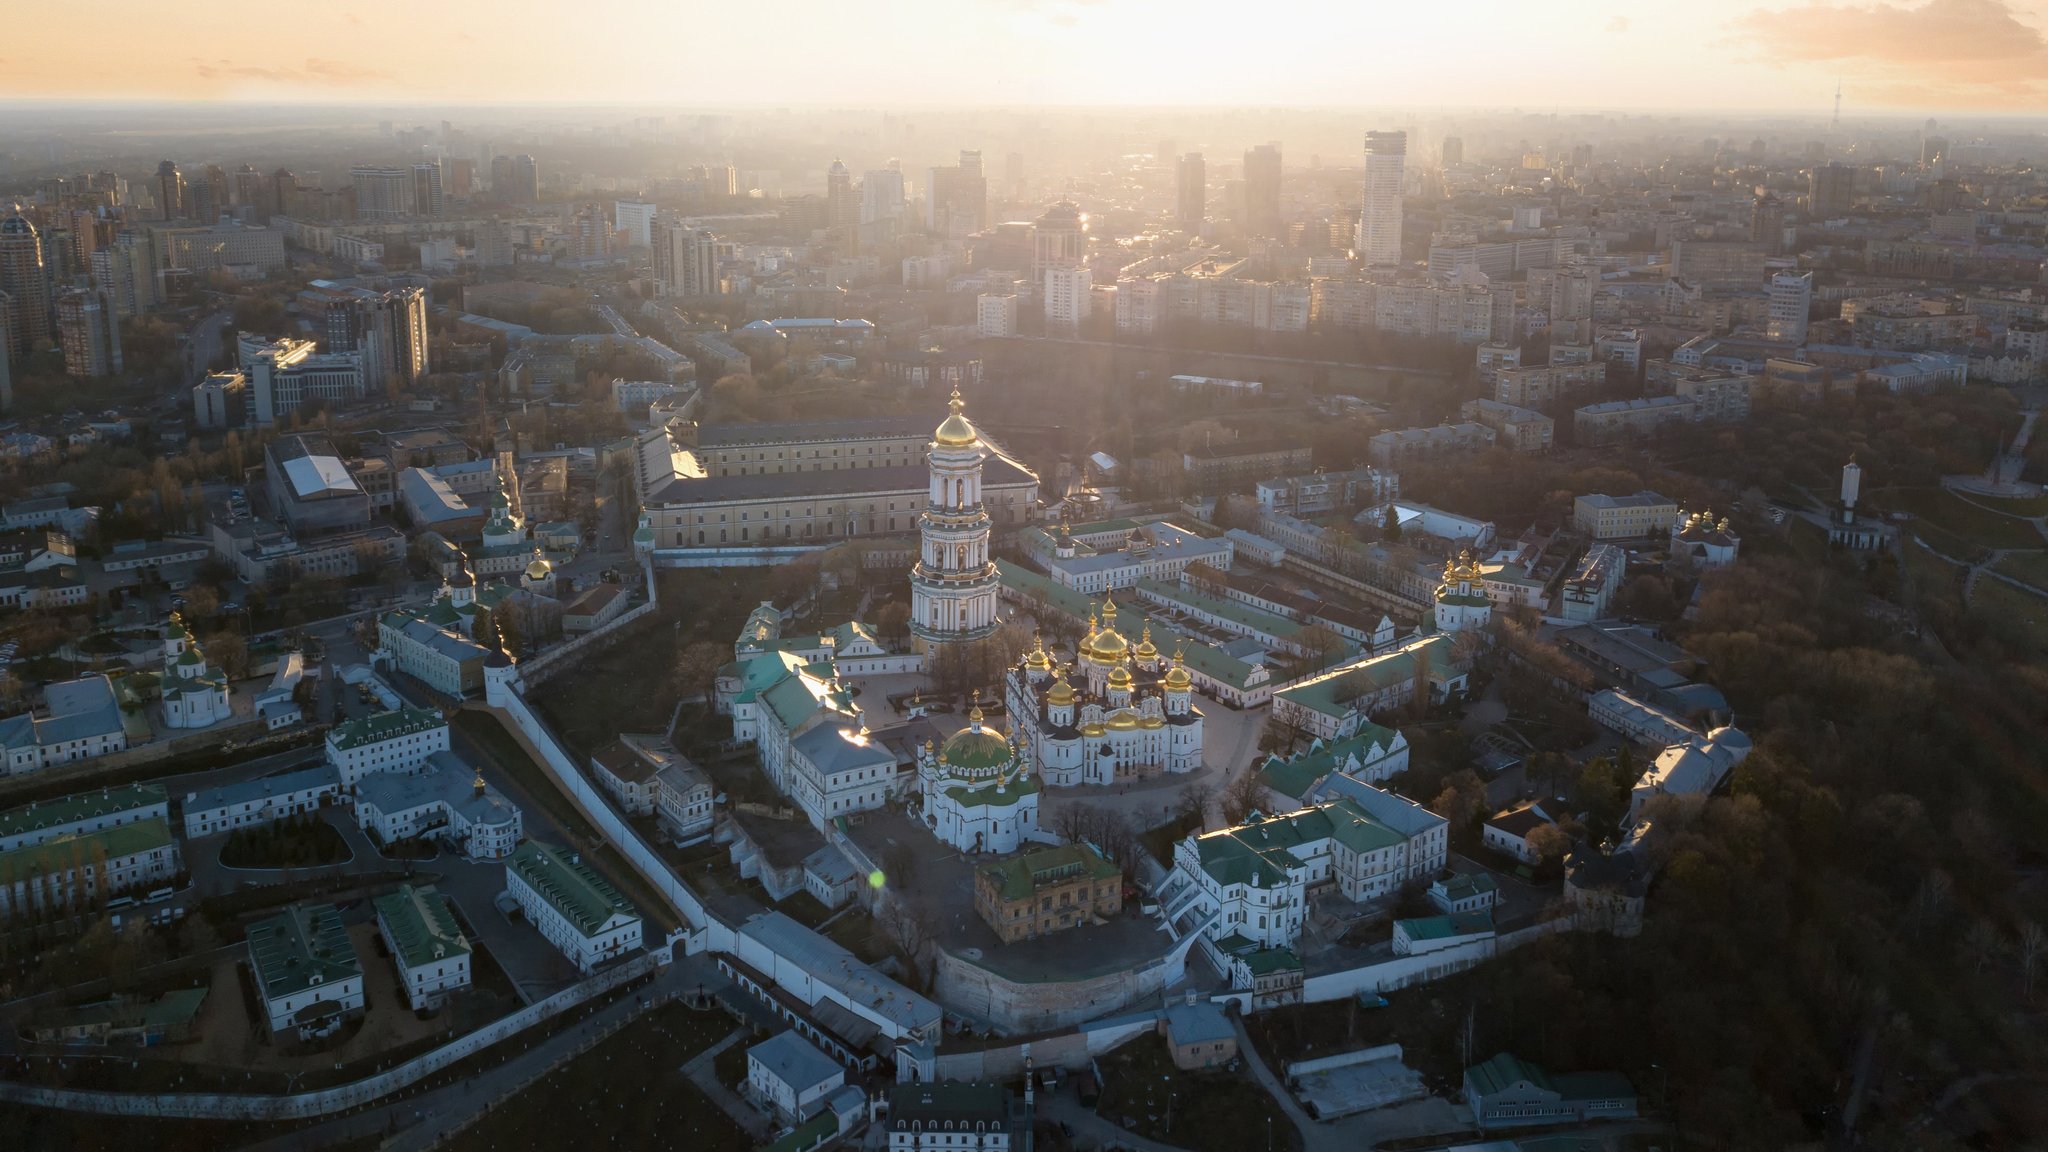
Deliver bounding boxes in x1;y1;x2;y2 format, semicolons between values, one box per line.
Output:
4;0;2048;114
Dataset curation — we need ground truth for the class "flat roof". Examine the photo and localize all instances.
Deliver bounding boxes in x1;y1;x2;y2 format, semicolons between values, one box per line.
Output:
280;454;361;501
185;763;340;814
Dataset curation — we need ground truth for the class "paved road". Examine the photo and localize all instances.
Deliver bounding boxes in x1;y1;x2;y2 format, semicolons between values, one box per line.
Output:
679;1026;774;1142
1040;1088;1191;1152
186;310;228;385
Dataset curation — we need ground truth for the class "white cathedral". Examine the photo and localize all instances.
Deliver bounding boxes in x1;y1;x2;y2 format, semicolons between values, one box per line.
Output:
1001;605;1203;787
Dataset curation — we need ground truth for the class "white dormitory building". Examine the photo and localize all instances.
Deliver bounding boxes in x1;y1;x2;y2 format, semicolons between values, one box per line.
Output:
0;818;181;921
1629;727;1753;820
247;903;364;1037
375;884;472;1011
1559;543;1627;622
503;840;643;973
0;784;168;852
1159;780;1447;966
324;708;450;787
1573;491;1678;540
182;764;343;837
746;1030;847;1126
0;675;130;775
1029;520;1234;595
353;751;522;861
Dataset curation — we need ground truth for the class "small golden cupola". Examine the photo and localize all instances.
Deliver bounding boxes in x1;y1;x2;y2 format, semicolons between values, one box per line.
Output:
1163;647;1193;690
1086;595;1129;664
1045;668;1077;707
1133;622;1159;663
1107;655;1134;690
933;387;979;447
1023;629;1052;672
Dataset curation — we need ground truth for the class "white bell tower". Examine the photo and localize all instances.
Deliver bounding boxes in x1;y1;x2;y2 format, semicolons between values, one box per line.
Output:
910;388;1001;648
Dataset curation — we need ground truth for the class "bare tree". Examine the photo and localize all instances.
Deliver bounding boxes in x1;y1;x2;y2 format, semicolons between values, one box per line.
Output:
879;901;936;990
670;640;728;707
2021;921;2045;1003
1049;803;1092;847
1222;770;1268;825
1176;783;1215;827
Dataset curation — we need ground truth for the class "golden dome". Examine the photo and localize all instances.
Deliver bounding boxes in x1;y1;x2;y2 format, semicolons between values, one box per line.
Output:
933;387;978;447
1045;672;1077;707
1140;714;1165;730
1163;650;1193;690
1133;622;1158;662
1107;660;1134;689
1080;721;1106;737
1023;630;1052;671
1107;709;1139;731
1443;548;1481;584
1086;597;1129;663
525;551;553;581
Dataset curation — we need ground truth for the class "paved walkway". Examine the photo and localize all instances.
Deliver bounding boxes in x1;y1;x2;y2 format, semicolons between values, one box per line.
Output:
1230;1013;1321;1151
1040;1089;1191;1152
679;1026;774;1143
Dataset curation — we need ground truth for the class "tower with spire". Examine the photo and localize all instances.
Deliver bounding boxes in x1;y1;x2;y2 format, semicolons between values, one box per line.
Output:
909;388;1000;650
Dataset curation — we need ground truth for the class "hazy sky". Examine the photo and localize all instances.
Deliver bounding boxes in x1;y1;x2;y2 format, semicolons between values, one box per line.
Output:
6;0;2047;113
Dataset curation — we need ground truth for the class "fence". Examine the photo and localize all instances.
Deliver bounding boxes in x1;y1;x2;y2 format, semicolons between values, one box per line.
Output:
0;951;662;1120
518;598;660;686
1299;915;1577;1003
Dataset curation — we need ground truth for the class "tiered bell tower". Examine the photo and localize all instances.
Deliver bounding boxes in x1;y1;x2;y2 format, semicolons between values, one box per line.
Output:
910;388;1001;649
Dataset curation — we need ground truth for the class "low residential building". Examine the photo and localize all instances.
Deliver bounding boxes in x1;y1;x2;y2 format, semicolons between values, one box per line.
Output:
746;1030;846;1126
589;734;671;815
182;764;343;837
1573;396;1696;445
325;708;450;787
1483;802;1559;865
1493;361;1606;407
503;840;642;973
1463;1052;1638;1131
1572;491;1677;540
1460;398;1554;451
247;903;364;1037
1368;423;1495;468
353;752;522;860
1272;635;1468;741
1181;440;1315;490
1559;543;1625;621
374;884;471;1011
1587;689;1696;748
1392;910;1495;955
1162;789;1448;955
377;610;489;697
1030;521;1234;596
1630;727;1752;819
562;582;631;632
972;842;1122;943
0;675;130;775
887;1081;1011;1151
0;784;167;852
656;758;716;844
731;910;942;1046
0;818;180;921
1160;997;1238;1070
1255;727;1411;809
1428;872;1499;914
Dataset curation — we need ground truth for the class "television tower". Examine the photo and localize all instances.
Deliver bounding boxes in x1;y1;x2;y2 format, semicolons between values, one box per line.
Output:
1830;79;1841;133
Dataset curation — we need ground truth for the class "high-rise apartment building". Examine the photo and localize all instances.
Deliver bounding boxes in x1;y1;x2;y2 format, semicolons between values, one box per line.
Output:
925;150;988;238
447;158;475;198
861;169;905;225
321;286;429;394
1032;200;1085;279
825;161;858;234
1441;137;1464;167
90;231;157;317
232;164;267;217
613;200;655;248
156;161;185;221
569;203;611;262
1750;192;1786;252
1044;266;1092;330
192;165;227;224
652;218;718;297
411;163;444;217
478;220;514;268
272;168;298;218
352;167;414;221
0;214;52;362
512;155;540;203
1241;143;1282;239
1767;270;1813;344
1810;164;1855;218
1358;130;1406;266
56;289;122;378
1177;153;1205;227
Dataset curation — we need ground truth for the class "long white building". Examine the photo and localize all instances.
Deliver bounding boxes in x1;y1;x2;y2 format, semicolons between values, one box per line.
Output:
325;708;450;787
503;840;642;973
375;884;472;1011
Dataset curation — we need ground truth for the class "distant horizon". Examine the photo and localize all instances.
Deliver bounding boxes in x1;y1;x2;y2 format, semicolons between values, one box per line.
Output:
5;0;2047;115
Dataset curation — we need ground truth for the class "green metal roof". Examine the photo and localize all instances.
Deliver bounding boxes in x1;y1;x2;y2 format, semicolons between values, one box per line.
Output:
1256;728;1405;802
247;903;361;1001
1466;1051;1553;1096
1275;635;1458;719
327;707;444;751
0;784;166;841
0;817;174;884
374;884;470;970
1135;578;1304;638
1397;910;1493;941
1241;946;1304;976
507;841;638;938
941;724;1013;771
943;774;1040;808
1191;795;1410;888
976;842;1119;901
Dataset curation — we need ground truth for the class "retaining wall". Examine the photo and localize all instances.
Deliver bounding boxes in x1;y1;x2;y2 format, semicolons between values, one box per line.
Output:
0;952;661;1120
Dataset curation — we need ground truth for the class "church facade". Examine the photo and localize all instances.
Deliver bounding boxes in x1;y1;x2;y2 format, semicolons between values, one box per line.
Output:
1001;599;1203;787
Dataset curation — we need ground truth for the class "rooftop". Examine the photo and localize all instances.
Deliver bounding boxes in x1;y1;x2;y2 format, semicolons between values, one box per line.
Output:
185;764;340;815
327;707;445;752
0;784;166;842
507;840;639;939
247;903;360;1001
747;1030;844;1091
976;842;1119;902
0;817;175;877
738;911;941;1036
374;884;470;970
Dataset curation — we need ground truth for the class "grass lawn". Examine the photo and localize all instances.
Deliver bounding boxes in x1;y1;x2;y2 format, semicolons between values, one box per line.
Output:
1094;1033;1300;1152
0;1106;305;1152
1963;491;2048;517
449;1002;751;1152
1990;550;2048;591
1875;488;2045;550
1901;540;1968;609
